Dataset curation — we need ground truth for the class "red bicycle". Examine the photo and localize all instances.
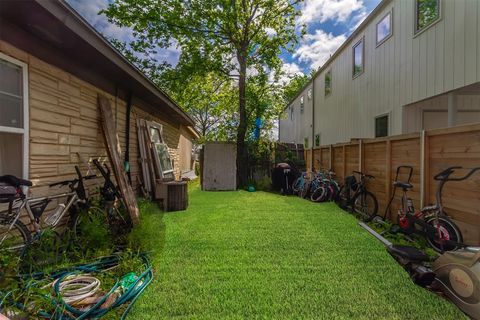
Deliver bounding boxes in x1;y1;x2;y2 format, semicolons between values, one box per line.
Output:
376;166;479;253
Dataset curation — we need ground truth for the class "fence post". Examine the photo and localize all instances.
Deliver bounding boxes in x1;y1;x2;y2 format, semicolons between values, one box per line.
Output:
342;145;347;179
385;140;392;219
358;139;363;171
420;130;427;208
329;145;333;170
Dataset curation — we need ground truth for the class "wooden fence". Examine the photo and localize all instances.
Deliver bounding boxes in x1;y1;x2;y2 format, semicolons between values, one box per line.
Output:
305;124;480;245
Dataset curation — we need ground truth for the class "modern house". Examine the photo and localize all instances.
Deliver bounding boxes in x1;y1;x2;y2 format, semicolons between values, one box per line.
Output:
0;0;198;198
279;0;480;147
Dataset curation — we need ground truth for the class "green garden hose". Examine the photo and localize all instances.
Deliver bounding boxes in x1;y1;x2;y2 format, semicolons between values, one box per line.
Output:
1;253;153;319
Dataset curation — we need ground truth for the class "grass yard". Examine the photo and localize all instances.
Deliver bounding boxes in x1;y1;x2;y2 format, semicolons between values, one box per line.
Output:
129;187;466;319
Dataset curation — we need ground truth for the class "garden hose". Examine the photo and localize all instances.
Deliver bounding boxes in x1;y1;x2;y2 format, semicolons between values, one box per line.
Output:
1;253;153;319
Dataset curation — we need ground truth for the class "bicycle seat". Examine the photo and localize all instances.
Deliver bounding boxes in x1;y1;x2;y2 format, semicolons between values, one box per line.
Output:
393;181;413;190
0;175;33;187
387;245;429;262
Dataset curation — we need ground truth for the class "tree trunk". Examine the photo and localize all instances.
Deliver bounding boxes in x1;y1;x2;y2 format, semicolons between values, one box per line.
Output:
236;53;248;188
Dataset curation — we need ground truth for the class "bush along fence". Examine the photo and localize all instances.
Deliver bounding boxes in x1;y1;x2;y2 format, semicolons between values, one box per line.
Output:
304;123;480;246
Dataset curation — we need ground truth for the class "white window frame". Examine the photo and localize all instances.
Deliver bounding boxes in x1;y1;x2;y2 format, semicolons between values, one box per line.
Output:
325;69;332;97
376;10;393;47
352;37;365;79
414;0;441;36
0;52;29;179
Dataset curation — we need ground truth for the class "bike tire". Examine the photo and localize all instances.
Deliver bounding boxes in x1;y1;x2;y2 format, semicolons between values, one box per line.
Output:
425;215;463;253
0;220;31;251
292;178;302;195
310;186;327;202
300;181;310;199
353;191;378;219
70;205;107;240
335;185;349;209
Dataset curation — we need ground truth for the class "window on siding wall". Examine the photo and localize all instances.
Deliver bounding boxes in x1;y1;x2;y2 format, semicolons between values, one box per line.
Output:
315;134;321;147
300;96;304;114
415;0;440;33
325;70;332;97
352;38;364;77
304;137;309;149
290;106;294;121
376;12;392;46
0;54;28;178
307;89;312;100
148;124;175;180
375;115;389;138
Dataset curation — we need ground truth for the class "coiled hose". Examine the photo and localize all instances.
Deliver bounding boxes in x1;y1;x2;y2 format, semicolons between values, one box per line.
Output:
2;253;153;319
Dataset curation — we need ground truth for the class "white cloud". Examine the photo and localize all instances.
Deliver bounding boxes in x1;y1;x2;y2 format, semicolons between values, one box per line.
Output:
298;0;365;25
270;62;304;85
294;30;346;70
67;0;133;42
66;0;180;66
265;28;277;37
349;7;369;31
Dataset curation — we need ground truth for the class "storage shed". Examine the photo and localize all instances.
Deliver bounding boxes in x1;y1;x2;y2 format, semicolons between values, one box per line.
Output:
202;142;236;191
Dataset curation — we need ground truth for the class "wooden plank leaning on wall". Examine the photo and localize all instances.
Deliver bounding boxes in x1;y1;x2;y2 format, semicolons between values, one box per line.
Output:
98;94;140;226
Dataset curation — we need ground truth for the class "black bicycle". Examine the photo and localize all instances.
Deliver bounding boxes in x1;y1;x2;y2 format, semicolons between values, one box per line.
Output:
336;171;378;219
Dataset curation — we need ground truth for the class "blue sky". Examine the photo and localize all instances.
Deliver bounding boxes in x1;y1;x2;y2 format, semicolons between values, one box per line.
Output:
67;0;381;80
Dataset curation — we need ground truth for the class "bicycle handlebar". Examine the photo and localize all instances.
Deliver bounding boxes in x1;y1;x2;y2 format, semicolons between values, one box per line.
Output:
48;174;97;187
434;166;480;181
353;171;375;179
395;166;413;183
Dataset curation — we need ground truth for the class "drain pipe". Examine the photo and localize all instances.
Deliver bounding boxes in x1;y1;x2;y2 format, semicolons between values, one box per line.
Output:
311;79;315;172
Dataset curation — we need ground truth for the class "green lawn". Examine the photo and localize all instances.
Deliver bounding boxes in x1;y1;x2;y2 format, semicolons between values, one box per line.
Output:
129;188;466;319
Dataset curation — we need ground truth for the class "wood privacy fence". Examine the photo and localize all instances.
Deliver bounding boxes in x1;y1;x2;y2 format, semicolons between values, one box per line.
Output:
304;124;480;245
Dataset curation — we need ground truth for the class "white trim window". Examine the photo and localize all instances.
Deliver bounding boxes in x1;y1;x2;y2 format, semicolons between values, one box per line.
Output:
375;114;389;138
415;0;440;34
0;53;29;178
376;11;393;46
352;38;364;78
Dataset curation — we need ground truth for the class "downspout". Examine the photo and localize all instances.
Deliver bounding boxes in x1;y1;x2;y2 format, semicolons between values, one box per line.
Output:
311;79;315;172
125;92;133;184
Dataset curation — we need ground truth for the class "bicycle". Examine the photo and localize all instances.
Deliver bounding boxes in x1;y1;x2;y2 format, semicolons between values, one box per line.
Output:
292;172;309;198
375;166;478;253
90;159;131;235
335;171;378;218
310;170;340;202
0;166;99;251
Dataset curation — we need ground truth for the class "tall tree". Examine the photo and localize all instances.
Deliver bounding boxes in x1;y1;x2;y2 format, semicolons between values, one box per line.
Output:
103;0;303;187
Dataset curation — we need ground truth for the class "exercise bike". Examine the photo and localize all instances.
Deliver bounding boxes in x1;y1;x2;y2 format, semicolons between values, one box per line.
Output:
373;166;478;253
360;222;480;320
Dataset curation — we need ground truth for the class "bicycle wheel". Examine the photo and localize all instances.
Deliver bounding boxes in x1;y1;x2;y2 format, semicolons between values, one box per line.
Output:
70;205;107;240
425;215;463;253
300;181;310;199
0;220;31;251
335;185;349;209
292;178;302;195
353;191;378;219
310;186;327;202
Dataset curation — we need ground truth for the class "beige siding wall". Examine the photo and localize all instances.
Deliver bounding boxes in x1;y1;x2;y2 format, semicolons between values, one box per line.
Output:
281;0;480;146
0;40;188;199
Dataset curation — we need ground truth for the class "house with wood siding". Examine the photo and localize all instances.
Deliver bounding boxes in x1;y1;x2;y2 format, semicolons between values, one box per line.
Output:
279;0;480;147
0;0;198;199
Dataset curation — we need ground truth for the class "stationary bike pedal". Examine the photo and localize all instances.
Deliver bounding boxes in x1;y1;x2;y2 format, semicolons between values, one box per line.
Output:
389;224;402;233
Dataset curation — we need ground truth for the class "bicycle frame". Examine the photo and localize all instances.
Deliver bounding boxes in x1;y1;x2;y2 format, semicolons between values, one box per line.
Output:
0;190;81;246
